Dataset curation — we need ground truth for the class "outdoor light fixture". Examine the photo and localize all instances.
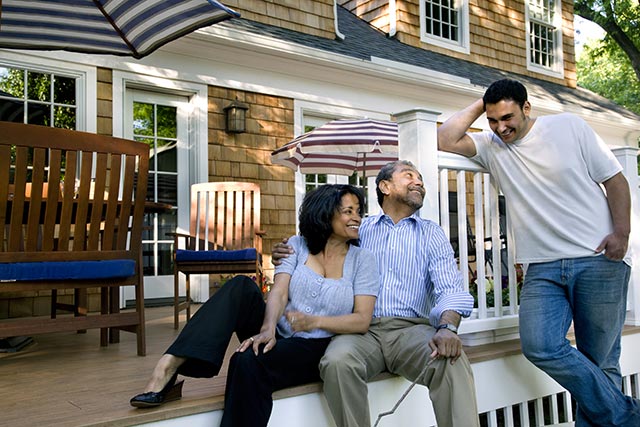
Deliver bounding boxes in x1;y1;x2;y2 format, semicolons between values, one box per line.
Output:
224;100;249;133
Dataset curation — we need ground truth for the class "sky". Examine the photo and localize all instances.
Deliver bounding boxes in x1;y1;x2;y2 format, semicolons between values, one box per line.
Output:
574;16;606;57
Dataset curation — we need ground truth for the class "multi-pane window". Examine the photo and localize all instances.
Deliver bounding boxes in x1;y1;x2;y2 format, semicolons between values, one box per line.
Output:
0;66;77;128
303;171;362;194
1;66;78;182
421;0;469;53
425;0;459;42
305;173;328;194
527;0;563;75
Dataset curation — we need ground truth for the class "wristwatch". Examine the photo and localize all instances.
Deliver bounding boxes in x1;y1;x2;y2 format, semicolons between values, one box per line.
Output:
435;323;458;334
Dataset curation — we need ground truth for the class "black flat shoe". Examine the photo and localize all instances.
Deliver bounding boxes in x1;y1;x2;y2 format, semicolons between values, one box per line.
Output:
130;373;184;408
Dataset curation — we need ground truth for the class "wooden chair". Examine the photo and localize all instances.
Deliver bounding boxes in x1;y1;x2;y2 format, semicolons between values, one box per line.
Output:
172;182;264;329
447;192;508;282
0;122;149;356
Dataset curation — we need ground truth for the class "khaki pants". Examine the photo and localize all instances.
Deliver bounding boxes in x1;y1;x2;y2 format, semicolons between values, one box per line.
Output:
319;317;479;427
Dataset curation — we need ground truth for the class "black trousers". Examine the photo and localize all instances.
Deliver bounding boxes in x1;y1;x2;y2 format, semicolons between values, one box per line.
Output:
222;333;330;427
166;275;331;427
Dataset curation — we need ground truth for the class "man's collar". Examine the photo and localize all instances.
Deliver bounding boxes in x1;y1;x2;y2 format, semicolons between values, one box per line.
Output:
374;210;420;224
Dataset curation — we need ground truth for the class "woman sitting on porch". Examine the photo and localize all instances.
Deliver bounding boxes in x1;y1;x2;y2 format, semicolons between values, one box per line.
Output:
130;184;380;427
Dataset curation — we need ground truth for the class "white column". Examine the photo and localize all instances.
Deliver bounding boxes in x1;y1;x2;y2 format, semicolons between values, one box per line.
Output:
612;146;640;325
393;108;441;222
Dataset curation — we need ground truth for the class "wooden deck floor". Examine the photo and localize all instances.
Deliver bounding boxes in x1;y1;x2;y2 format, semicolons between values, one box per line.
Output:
0;304;520;427
4;304;637;427
0;305;233;427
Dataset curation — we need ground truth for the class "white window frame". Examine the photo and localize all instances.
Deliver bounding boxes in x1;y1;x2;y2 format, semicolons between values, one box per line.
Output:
0;51;97;133
112;70;208;186
525;0;565;78
420;0;470;55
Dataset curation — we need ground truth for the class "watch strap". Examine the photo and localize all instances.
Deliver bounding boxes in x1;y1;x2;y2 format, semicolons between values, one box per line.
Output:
435;323;458;334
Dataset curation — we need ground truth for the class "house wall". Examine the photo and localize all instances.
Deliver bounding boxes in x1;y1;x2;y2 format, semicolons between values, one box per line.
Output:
224;0;336;39
1;0;636;319
97;68;113;136
340;0;577;88
340;0;393;32
207;87;298;280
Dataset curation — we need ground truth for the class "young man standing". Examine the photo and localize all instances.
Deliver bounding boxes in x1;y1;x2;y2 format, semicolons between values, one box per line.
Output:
438;78;640;426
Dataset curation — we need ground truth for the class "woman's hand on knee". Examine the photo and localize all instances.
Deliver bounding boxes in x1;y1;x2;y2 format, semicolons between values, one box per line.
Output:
237;331;276;355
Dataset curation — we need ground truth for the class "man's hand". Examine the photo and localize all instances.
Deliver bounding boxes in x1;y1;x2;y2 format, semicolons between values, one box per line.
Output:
429;329;463;364
599;172;630;261
271;237;293;266
596;231;628;261
428;311;463;364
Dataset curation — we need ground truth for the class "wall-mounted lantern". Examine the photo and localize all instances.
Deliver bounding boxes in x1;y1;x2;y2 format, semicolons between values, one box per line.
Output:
223;100;249;134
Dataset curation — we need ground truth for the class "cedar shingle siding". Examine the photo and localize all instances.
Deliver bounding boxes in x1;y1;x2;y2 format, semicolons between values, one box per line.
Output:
208;87;297;262
340;0;576;88
225;0;336;40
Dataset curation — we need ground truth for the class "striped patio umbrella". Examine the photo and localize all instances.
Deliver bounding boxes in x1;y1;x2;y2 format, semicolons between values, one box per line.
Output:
0;0;239;59
271;118;398;178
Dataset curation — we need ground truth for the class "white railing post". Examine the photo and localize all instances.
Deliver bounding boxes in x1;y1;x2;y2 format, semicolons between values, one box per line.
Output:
393;108;441;222
612;146;640;326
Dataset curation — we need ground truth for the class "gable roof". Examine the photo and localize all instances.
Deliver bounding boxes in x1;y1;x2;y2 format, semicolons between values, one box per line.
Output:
218;6;639;121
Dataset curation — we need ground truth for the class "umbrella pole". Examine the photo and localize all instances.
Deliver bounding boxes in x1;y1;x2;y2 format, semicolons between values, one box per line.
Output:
362;153;368;212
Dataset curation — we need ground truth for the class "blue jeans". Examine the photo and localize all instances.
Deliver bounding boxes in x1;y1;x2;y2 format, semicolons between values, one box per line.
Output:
519;255;639;427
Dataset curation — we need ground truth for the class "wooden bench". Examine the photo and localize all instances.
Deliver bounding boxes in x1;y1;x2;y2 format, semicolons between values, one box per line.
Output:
0;122;149;356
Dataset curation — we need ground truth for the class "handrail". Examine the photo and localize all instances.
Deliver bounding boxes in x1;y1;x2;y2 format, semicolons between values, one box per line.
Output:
437;151;487;172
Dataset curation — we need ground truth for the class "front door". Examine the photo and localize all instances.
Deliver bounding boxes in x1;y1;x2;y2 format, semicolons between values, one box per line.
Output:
123;90;190;304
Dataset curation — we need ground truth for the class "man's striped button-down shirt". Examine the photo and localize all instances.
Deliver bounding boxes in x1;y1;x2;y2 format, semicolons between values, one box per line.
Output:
360;212;473;326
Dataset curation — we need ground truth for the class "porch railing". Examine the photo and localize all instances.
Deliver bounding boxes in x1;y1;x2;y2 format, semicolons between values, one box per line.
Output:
436;147;640;345
437;152;520;344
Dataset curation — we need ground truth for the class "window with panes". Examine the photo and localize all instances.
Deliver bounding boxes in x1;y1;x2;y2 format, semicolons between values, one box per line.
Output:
0;66;77;128
421;0;469;53
527;0;562;73
424;0;460;42
0;66;78;182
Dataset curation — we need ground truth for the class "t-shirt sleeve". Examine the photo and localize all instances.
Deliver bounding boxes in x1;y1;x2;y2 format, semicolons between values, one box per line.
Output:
351;247;380;296
574;115;622;183
468;130;491;169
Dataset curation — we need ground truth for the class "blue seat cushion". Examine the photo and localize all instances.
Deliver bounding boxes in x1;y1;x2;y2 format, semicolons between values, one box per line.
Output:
176;248;258;262
0;260;136;281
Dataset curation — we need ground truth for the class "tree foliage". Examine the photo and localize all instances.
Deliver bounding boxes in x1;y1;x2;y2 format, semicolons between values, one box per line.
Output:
575;1;640;174
577;40;640;116
574;0;640;81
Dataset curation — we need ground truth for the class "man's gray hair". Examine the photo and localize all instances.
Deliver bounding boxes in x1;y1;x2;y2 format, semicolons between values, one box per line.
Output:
375;160;417;206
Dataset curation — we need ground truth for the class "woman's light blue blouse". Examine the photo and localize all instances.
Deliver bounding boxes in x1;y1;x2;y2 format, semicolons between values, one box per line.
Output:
274;235;380;339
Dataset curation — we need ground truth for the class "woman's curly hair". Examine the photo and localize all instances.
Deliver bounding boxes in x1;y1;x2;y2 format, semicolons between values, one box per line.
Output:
298;184;365;255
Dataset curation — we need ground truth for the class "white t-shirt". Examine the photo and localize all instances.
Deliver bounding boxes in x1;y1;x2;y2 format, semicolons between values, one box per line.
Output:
469;113;628;264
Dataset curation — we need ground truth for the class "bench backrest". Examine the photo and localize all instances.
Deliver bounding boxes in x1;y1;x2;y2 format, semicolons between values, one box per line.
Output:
0;122;149;264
